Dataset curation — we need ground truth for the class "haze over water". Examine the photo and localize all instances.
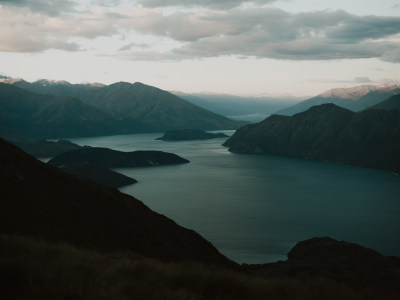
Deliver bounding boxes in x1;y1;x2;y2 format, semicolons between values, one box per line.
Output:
70;131;400;264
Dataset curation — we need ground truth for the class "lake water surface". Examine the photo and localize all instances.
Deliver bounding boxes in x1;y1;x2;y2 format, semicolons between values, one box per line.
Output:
70;131;400;264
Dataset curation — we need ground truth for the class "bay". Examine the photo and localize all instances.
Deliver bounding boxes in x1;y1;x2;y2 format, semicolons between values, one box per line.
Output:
70;131;400;264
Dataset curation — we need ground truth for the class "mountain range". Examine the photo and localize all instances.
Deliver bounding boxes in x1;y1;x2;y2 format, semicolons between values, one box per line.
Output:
224;103;400;174
276;84;400;116
10;79;241;130
0;79;242;142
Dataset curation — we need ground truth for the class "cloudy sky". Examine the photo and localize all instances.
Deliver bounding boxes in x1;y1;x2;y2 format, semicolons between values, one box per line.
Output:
0;0;399;96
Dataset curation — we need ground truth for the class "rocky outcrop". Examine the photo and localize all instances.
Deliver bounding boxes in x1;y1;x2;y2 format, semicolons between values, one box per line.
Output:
245;237;400;291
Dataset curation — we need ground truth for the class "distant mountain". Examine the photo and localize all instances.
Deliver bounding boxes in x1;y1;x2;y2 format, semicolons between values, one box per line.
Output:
0;137;232;265
175;92;302;122
12;80;243;132
156;129;228;141
48;147;189;168
276;85;400;116
83;82;243;131
367;94;400;111
224;104;400;174
0;83;122;141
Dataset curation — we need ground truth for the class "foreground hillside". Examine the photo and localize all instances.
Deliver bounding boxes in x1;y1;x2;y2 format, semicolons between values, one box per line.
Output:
0;138;230;265
224;104;400;174
1;138;400;299
1;234;399;299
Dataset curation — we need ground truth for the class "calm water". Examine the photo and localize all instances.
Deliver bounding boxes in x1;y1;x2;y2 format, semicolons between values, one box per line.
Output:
70;131;400;264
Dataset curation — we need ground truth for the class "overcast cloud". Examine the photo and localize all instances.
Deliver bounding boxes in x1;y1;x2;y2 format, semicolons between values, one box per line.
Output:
0;1;399;62
0;0;76;15
138;0;279;9
118;7;400;62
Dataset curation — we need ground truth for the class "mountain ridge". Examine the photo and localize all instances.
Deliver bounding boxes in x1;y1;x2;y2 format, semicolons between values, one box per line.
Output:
9;79;242;133
224;104;400;174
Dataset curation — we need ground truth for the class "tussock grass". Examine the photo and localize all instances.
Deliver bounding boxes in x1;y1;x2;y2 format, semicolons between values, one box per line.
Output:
0;234;396;300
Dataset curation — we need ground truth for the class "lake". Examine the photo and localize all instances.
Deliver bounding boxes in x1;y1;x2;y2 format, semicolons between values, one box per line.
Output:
69;131;400;264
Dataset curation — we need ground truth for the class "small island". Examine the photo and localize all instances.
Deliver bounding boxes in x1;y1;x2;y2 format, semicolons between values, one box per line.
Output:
156;129;228;141
48;147;189;168
47;147;189;188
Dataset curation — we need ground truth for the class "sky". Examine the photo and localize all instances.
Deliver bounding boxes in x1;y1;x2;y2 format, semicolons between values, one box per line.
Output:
0;0;399;97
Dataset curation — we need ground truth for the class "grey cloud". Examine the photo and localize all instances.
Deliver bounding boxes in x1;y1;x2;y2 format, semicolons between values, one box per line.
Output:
139;0;278;9
0;5;114;53
326;15;400;42
117;50;179;61
0;0;76;15
119;42;150;51
173;33;399;62
134;8;400;62
1;1;399;63
353;77;373;83
91;0;121;6
381;47;400;63
0;35;79;53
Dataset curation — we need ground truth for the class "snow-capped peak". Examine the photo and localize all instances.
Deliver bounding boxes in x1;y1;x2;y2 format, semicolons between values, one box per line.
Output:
34;79;72;86
320;85;378;100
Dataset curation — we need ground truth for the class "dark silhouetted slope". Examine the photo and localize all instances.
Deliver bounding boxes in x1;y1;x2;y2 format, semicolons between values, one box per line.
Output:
0;138;231;265
224;104;400;174
58;164;137;188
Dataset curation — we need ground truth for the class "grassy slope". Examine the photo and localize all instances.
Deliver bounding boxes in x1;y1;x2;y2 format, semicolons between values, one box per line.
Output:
1;234;394;300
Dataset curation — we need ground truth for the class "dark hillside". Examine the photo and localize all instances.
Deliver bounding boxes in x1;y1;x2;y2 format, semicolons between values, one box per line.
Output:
224;104;400;174
0;138;231;265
